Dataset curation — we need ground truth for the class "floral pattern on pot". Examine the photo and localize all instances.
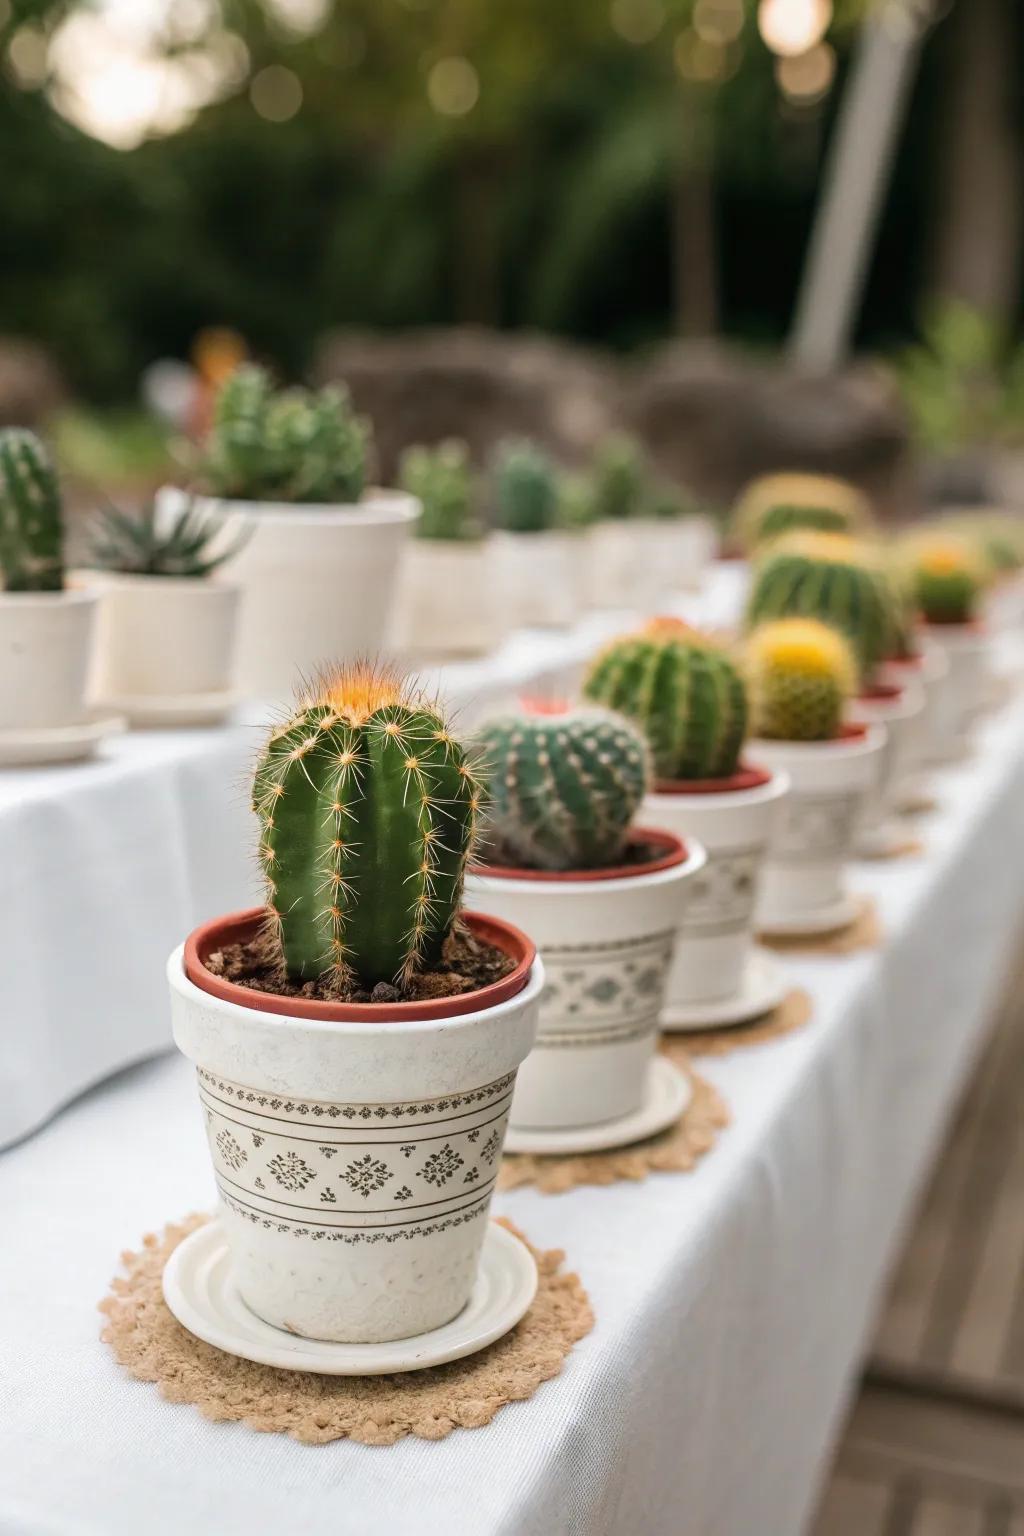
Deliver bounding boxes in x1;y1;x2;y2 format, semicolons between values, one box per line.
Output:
197;1066;515;1244
536;930;677;1049
681;845;763;938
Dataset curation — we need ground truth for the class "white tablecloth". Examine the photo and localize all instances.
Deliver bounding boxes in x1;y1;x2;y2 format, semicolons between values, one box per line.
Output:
3;657;1024;1535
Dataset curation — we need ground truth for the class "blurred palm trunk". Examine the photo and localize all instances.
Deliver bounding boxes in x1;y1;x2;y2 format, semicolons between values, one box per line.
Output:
929;0;1021;320
671;85;718;337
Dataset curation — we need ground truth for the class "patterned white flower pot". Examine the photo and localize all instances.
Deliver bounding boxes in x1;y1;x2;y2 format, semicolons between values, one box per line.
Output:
466;830;705;1131
847;682;925;855
492;530;579;628
751;726;886;932
0;588;98;730
169;908;542;1345
922;623;992;751
392;538;502;656
157;487;419;699
879;645;952;795
85;573;240;702
643;767;789;1011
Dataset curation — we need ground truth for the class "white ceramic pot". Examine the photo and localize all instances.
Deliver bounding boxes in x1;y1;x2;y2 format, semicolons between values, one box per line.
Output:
0;588;98;730
466;831;705;1131
169;909;542;1345
392;538;501;656
492;530;579;628
158;488;419;699
847;681;925;855
751;726;886;932
586;521;642;609
86;573;240;701
880;645;952;794
643;768;789;1010
922;623;992;750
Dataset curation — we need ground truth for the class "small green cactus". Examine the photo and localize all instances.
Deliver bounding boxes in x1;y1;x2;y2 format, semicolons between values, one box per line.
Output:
90;497;246;578
745;532;896;683
591;433;648;522
206;364;370;504
0;427;64;592
905;533;985;625
583;621;748;782
400;440;479;541
746;618;856;742
493;440;557;533
254;665;482;987
476;704;650;871
556;471;598;532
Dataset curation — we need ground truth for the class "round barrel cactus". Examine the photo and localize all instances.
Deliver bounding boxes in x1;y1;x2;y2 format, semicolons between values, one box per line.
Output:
254;666;482;986
493;440;557;533
746;618;856;742
400;439;478;541
745;532;896;683
583;622;748;783
476;704;649;871
731;472;872;553
905;534;985;625
0;427;64;592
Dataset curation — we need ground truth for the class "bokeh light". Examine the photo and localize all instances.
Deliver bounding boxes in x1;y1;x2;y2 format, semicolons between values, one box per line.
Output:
775;41;836;102
609;0;664;46
757;0;832;58
250;64;303;122
692;0;744;47
427;56;479;117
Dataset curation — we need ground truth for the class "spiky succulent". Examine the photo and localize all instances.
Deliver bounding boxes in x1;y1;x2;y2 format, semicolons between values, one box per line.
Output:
746;619;856;742
590;433;648;522
399;439;479;541
493;439;557;533
904;533;985;625
583;621;748;782
745;531;896;683
254;666;482;987
731;472;872;553
476;704;649;871
90;497;246;578
0;427;64;592
206;364;370;504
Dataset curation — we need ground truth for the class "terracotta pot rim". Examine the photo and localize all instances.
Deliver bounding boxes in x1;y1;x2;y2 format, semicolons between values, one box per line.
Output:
857;683;903;703
752;721;870;749
652;762;774;795
183;908;536;1023
885;651;925;668
471;826;688;884
920;617;986;632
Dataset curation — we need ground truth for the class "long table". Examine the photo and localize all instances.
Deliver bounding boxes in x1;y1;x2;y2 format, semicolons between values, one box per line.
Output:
3;616;1024;1535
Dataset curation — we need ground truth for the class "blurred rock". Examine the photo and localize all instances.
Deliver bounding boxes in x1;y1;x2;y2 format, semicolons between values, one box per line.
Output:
0;337;65;427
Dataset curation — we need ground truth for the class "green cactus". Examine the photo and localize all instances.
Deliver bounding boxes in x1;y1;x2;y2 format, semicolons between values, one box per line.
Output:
746;618;856;742
0;428;64;592
493;440;557;534
731;473;871;553
591;433;648;522
253;666;482;986
556;471;598;532
206;365;370;504
583;622;748;782
476;705;650;871
745;532;896;683
906;535;984;625
400;440;479;541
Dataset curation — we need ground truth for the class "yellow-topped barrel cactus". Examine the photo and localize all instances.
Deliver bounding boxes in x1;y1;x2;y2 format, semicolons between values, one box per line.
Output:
253;664;483;987
731;472;872;554
746;619;857;741
902;532;986;626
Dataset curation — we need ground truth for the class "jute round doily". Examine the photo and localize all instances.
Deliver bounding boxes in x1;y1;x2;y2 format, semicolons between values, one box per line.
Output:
759;895;881;956
496;1060;729;1194
673;987;812;1057
99;1215;593;1446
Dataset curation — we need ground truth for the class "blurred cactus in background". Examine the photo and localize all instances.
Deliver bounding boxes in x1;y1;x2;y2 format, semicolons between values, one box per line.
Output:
731;473;872;554
400;439;479;541
590;433;648;522
746;618;856;742
89;497;245;578
902;533;986;626
493;439;557;534
0;428;64;592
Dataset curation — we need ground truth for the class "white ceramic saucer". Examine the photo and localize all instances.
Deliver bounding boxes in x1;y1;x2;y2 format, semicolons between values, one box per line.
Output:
162;1219;538;1376
757;891;861;939
503;1055;691;1156
100;689;240;728
661;947;789;1032
0;710;125;767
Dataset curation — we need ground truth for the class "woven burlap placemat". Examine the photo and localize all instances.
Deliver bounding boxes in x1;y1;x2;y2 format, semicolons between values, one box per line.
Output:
759;894;881;955
669;987;812;1057
497;1061;729;1194
99;1215;592;1446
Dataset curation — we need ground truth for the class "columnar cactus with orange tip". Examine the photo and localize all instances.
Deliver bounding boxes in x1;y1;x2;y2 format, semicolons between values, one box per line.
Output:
253;665;482;986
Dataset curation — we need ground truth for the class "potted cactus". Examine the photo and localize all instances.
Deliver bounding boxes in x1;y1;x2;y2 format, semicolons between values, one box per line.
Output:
392;439;500;657
744;619;885;934
466;701;703;1138
168;663;543;1345
583;621;789;1024
0;427;112;761
85;498;243;726
728;472;873;556
491;439;578;628
902;531;991;751
878;551;953;803
586;432;654;609
159;365;419;698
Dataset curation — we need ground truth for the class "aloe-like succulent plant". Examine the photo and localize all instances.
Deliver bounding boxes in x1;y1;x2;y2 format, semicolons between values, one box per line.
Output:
205;364;371;505
399;440;480;541
746;618;856;742
254;664;483;987
476;703;649;871
90;498;246;578
0;427;64;592
493;440;558;533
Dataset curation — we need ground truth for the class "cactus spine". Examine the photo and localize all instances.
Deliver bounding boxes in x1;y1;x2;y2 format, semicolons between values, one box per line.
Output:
745;532;895;682
731;472;871;553
400;440;479;541
493;440;557;533
746;619;856;741
583;623;748;782
477;705;650;871
253;666;482;986
0;428;64;592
